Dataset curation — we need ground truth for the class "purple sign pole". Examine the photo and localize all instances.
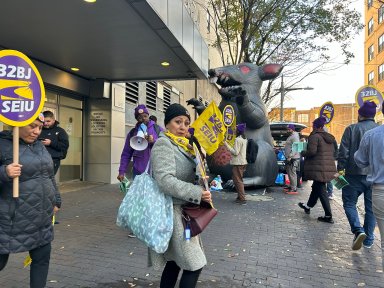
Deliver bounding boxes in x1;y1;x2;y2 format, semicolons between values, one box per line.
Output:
0;50;45;197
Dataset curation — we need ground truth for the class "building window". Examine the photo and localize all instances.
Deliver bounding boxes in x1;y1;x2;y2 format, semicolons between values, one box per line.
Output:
379;5;384;23
368;18;374;35
298;114;309;123
379;65;384;81
125;82;139;104
368;44;374;61
368;0;373;9
163;86;171;111
379;34;384;53
368;71;375;84
146;81;157;110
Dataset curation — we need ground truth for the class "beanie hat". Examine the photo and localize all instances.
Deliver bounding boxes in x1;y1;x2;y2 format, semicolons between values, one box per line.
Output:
164;103;190;126
188;128;195;136
287;124;295;131
134;104;149;119
358;101;377;118
313;116;327;129
236;123;246;133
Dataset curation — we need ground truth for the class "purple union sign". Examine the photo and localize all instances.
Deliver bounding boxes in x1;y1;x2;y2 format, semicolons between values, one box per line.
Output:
0;50;45;127
319;102;334;124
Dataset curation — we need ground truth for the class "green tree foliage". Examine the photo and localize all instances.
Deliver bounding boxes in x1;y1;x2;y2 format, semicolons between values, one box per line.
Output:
206;0;363;104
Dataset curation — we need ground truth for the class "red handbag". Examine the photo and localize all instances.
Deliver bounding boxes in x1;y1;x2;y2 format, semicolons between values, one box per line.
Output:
182;201;217;237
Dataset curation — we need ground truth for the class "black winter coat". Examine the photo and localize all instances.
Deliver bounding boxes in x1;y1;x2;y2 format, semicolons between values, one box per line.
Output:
40;121;69;160
0;131;61;254
301;130;337;183
337;119;378;175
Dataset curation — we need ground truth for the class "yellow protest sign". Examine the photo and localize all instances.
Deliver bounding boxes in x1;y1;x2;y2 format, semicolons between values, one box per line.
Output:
191;102;226;155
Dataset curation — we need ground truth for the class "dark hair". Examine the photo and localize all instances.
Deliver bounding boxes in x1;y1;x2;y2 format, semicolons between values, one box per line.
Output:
149;115;157;122
43;110;55;118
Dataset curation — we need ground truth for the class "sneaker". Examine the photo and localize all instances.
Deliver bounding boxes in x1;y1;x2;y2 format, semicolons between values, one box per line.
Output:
128;233;136;238
363;243;373;249
328;195;334;200
298;202;310;214
352;232;366;250
283;186;292;191
286;190;298;195
317;216;334;224
235;199;247;205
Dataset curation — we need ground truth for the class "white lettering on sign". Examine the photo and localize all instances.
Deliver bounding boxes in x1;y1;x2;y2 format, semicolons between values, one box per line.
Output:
1;100;34;113
324;105;333;112
360;90;378;97
0;64;31;80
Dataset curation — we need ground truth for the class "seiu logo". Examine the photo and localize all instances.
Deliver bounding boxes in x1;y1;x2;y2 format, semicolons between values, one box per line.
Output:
0;79;34;113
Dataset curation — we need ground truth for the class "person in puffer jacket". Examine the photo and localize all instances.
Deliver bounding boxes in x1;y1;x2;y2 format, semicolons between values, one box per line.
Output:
0;114;61;288
298;116;337;224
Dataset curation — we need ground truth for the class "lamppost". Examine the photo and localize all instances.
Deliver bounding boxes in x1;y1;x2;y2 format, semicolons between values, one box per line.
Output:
276;75;314;122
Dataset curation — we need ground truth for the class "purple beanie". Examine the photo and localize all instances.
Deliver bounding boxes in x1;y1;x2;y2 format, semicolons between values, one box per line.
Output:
358;101;377;118
236;123;246;133
134;104;149;119
287;124;295;131
188;128;195;136
313;116;327;129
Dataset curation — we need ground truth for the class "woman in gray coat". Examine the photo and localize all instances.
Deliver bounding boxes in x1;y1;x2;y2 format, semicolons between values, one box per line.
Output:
0;115;61;288
149;103;211;288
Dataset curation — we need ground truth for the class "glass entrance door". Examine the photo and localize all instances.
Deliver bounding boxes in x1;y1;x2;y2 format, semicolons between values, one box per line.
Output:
59;98;83;181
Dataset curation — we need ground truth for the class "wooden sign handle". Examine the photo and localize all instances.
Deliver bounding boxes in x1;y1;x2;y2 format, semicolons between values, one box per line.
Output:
13;127;19;198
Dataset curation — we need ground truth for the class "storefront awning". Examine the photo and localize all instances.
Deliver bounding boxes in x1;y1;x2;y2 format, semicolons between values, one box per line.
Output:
0;0;208;82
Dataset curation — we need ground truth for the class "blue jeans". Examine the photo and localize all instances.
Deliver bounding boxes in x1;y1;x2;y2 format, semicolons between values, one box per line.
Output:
342;175;376;245
326;182;333;195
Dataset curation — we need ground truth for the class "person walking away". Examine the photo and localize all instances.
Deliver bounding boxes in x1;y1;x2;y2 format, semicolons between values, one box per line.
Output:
40;110;69;175
224;123;248;205
338;101;379;250
283;124;300;194
149;103;211;288
117;104;163;237
354;103;384;268
298;116;337;223
0;114;61;288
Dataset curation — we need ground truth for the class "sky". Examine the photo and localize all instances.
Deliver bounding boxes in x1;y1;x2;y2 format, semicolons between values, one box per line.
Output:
279;1;364;111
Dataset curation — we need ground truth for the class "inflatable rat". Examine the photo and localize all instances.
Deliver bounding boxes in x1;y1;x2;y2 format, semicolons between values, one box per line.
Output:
188;62;282;187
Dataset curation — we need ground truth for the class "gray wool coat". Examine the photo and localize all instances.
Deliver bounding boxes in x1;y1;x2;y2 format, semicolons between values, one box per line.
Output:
148;134;207;271
0;131;61;254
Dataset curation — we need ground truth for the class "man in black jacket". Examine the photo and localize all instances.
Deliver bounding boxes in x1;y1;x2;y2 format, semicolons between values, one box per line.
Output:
40;111;69;175
337;101;379;251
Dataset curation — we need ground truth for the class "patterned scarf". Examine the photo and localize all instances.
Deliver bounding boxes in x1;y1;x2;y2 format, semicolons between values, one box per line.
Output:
164;131;195;156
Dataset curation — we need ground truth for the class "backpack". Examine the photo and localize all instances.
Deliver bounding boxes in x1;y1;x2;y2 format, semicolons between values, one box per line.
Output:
246;139;258;164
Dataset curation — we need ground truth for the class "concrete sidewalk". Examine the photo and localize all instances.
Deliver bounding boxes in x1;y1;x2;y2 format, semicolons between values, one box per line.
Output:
0;181;383;288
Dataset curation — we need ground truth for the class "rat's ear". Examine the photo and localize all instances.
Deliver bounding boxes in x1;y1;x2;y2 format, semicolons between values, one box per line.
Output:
259;64;283;81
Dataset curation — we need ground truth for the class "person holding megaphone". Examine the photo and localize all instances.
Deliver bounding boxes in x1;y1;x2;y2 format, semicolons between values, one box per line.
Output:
118;104;163;182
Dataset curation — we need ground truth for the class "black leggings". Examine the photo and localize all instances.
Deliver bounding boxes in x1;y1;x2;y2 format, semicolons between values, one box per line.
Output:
0;243;51;288
160;261;202;288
